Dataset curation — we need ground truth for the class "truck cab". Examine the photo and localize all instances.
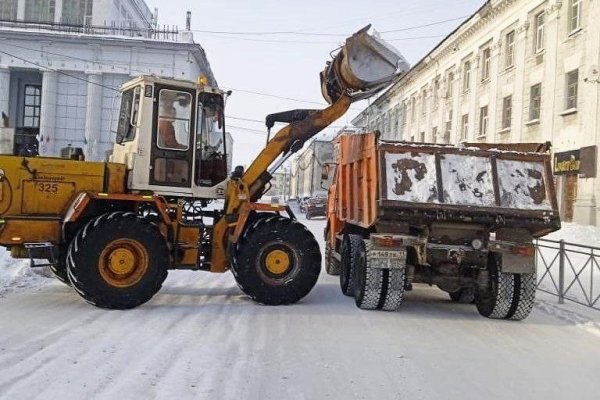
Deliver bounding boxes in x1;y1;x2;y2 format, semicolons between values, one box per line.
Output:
111;75;230;199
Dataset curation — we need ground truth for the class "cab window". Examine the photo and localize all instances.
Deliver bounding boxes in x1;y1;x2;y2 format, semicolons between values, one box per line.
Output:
116;86;140;143
195;93;227;187
157;89;192;151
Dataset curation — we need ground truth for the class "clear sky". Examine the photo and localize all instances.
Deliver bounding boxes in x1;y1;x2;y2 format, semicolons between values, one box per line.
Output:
147;0;484;168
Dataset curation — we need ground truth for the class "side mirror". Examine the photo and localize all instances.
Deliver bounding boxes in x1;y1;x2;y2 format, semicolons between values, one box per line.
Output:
321;164;330;181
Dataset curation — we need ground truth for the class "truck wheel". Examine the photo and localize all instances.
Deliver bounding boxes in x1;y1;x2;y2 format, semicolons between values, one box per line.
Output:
233;216;321;305
354;241;405;311
325;242;341;276
66;212;169;309
340;234;362;296
508;273;536;321
449;288;475;304
476;252;514;319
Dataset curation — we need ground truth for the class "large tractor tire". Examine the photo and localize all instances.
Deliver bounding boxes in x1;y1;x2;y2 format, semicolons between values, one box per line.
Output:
233;216;321;305
476;252;515;319
66;212;169;309
354;241;405;311
340;234;362;296
50;263;70;286
49;246;71;286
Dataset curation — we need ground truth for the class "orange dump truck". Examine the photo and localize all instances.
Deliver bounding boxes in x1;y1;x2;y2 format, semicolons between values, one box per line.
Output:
324;132;560;320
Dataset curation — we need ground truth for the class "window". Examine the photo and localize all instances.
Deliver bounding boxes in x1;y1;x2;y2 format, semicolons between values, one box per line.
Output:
505;30;515;68
421;89;427;115
25;0;56;23
23;85;41;128
479;106;489;137
400;103;407;126
116;86;141;143
411;97;417;122
62;0;93;25
566;69;579;110
461;114;469;140
157;89;192;151
529;83;542;121
0;0;18;20
502;96;512;129
432;126;438;142
196;92;227;186
481;48;491;81
463;60;471;92
419;132;425;142
534;11;545;53
569;0;582;33
433;78;440;107
446;72;454;98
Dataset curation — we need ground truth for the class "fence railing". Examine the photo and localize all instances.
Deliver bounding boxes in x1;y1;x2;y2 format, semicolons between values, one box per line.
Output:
535;238;600;310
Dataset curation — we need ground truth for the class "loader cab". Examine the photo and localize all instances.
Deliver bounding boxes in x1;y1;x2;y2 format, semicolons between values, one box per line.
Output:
112;76;229;199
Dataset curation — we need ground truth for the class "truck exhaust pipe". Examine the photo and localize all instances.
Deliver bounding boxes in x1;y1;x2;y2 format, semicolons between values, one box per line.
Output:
320;25;410;104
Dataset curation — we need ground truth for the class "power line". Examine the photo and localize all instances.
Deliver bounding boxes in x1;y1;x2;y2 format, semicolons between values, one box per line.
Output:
189;15;471;37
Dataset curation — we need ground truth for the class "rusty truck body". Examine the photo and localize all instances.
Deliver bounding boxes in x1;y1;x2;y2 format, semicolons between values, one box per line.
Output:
324;132;561;320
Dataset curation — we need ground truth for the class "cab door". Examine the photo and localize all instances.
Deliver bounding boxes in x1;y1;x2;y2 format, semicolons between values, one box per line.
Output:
149;85;196;189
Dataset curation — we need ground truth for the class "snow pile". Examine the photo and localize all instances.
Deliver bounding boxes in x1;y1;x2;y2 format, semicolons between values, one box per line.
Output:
535;298;600;338
385;152;438;203
497;159;551;210
0;248;50;296
545;222;600;246
440;154;495;206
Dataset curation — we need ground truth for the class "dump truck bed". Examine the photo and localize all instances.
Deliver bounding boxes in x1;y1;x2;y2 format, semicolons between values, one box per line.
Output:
335;133;560;237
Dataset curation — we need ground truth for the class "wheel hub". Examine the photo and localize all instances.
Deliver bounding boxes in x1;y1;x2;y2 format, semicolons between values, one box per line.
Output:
264;249;291;275
99;239;149;288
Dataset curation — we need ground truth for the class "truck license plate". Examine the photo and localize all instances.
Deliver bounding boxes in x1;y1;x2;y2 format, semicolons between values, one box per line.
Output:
370;250;406;259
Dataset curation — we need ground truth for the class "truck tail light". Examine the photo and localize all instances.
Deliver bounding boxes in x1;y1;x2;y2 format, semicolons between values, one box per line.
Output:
512;245;535;257
372;236;403;247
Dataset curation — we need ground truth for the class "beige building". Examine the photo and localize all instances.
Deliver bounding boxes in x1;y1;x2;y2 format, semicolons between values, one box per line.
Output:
290;140;334;199
353;0;600;225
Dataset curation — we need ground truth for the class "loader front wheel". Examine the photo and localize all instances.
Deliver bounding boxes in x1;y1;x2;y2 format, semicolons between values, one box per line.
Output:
66;212;169;309
233;216;321;305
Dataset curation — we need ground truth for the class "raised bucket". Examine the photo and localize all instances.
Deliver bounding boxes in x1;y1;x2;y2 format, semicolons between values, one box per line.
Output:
321;25;410;104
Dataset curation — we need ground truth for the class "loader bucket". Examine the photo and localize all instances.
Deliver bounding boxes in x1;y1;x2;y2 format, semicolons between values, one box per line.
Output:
321;25;410;104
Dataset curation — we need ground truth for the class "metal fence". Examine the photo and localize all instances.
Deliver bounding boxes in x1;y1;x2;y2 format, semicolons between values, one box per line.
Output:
535;238;600;310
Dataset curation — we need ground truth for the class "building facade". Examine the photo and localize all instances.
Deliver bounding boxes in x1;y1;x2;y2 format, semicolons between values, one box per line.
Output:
352;0;600;225
290;140;334;199
0;0;215;161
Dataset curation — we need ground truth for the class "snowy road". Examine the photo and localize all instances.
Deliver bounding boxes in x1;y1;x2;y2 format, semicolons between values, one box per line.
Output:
1;209;599;400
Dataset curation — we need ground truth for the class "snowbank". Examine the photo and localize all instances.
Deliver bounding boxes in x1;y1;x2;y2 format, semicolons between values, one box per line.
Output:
0;248;50;296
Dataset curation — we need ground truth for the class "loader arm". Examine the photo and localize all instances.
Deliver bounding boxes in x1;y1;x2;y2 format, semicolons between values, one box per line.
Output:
210;25;409;273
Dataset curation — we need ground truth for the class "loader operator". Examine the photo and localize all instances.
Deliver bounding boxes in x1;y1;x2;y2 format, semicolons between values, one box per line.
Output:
157;90;190;150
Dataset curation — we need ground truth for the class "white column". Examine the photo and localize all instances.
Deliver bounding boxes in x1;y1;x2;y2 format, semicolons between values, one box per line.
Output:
54;0;63;23
84;73;103;161
0;68;10;122
16;0;25;20
39;71;58;156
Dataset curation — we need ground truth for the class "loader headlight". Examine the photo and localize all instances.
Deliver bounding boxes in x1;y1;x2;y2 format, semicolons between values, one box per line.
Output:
471;238;483;250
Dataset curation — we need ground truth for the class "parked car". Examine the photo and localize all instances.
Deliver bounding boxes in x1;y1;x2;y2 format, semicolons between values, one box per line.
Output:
299;196;311;213
304;197;326;219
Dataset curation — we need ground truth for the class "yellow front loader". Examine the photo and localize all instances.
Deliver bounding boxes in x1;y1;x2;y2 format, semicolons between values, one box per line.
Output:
0;26;409;308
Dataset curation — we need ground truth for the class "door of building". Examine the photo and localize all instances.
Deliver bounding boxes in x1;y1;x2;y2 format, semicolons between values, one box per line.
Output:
560;175;578;222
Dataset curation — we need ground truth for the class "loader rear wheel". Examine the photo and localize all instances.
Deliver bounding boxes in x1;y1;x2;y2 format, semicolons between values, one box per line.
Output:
476;252;514;319
66;212;169;309
233;216;321;305
50;263;70;286
340;234;362;296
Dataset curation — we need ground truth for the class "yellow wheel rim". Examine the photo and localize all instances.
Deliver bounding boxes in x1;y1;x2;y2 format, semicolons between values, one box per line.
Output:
264;249;291;275
99;239;149;288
